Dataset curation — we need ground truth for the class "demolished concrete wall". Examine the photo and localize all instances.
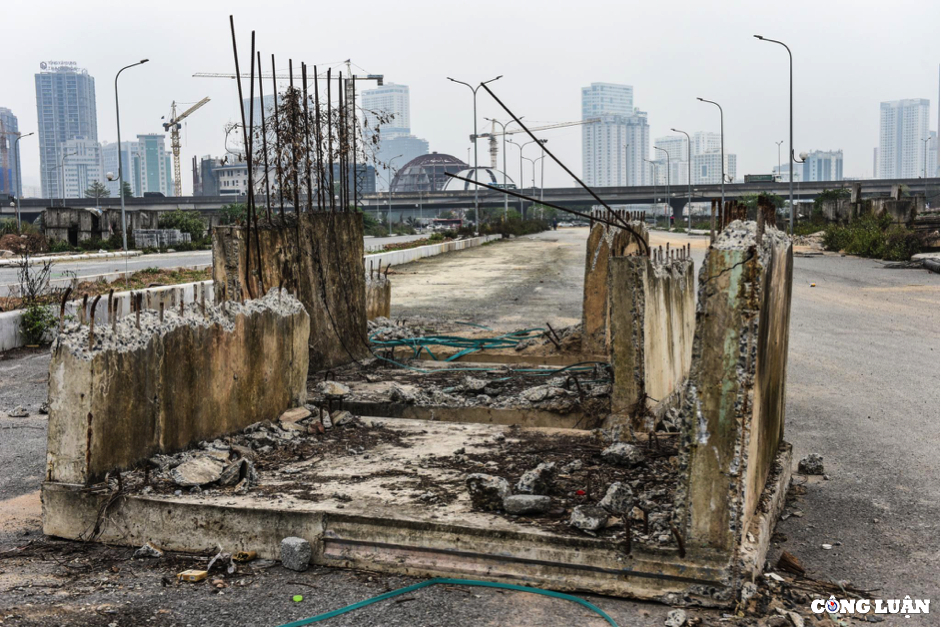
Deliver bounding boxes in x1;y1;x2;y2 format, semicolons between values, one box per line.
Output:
212;213;369;369
46;289;309;485
365;276;391;321
822;196;923;226
673;221;793;555
608;254;695;431
581;218;648;356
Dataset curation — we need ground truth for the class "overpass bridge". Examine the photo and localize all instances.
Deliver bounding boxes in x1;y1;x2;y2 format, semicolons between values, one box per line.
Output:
7;178;937;224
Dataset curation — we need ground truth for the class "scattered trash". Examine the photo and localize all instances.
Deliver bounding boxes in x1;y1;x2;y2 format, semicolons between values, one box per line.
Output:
821;544;833;550
233;550;257;563
132;542;164;559
776;550;805;576
7;406;28;418
281;537;312;572
178;569;208;583
293;594;304;603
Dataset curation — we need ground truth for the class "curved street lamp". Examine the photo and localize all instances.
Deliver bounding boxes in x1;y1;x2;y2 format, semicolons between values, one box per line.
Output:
697;97;724;235
115;58;149;282
447;75;502;232
754;35;796;232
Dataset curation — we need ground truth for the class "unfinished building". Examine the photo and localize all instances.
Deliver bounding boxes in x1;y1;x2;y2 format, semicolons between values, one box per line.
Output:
40;25;796;608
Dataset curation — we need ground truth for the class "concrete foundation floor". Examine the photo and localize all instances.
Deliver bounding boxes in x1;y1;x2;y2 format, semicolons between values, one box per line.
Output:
1;227;938;626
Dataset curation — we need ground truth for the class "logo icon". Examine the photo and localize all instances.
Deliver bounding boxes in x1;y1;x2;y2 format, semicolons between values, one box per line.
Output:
826;596;839;613
40;61;48;70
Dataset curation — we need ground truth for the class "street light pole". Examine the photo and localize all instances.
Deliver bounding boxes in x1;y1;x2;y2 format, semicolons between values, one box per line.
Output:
697;97;724;224
484;117;523;222
447;75;502;232
12;132;34;230
115;58;149;282
643;158;657;223
923;137;931;203
387;154;403;236
671;128;692;233
654;146;670;224
754;35;795;233
775;140;784;179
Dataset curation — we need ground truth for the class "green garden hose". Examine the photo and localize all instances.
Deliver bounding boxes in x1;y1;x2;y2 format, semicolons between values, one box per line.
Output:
280;577;618;626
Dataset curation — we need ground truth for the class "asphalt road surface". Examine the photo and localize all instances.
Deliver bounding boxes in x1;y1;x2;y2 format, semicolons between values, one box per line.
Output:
0;227;937;626
0;234;425;295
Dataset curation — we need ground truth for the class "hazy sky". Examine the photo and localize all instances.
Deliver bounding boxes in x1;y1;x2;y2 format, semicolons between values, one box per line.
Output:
5;0;939;195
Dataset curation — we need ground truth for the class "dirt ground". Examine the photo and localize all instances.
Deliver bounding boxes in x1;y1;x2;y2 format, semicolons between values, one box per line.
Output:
0;227;938;626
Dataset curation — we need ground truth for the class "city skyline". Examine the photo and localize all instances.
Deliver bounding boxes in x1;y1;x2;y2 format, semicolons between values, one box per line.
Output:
2;0;938;196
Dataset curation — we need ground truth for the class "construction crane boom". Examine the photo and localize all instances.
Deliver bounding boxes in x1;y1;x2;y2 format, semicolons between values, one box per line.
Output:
163;97;210;196
479;118;600;168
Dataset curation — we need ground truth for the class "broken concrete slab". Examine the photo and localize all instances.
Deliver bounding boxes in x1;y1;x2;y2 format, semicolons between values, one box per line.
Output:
503;494;552;515
169;457;225;487
365;275;391;321
466;474;510;511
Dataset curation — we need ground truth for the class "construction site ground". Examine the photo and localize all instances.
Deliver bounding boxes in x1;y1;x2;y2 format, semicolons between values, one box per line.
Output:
1;228;938;626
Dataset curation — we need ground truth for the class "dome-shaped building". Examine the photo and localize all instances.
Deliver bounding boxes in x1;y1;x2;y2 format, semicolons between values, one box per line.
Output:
441;167;515;192
390;153;469;193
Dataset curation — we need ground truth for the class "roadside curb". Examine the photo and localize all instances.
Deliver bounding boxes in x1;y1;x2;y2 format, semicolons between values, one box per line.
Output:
0;251;143;267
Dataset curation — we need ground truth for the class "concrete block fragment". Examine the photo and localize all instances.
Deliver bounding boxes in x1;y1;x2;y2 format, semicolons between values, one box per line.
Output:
169;457;224;487
503;494;552;515
797;453;824;475
601;442;644;467
465;474;510;511
515;462;557;494
280;407;312;424
280;536;311;572
569;505;608;531
599;481;634;514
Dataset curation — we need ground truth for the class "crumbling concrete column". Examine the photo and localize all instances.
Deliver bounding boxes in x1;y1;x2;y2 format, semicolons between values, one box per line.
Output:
365;275;391;321
46;289;309;485
608;254;695;432
213;213;369;369
581;219;648;356
674;221;793;553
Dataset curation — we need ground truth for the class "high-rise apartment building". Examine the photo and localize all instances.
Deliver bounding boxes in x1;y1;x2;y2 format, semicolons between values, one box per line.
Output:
878;98;930;178
581;83;649;187
35;62;98;198
928;131;939;179
362;83;428;191
136;134;172;196
362;84;410;138
0;107;23;197
59;137;103;199
801;149;843;182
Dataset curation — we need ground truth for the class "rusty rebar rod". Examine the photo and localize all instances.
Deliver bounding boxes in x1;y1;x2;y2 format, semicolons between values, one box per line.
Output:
257;50;272;222
58;287;72;332
302;63;314;213
88;295;102;349
271;54;285;221
327;68;335;212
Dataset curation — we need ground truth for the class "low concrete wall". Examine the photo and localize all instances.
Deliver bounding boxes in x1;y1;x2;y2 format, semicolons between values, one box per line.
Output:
0;280;216;352
609;255;695;430
213;213;369;370
46;289;309;485
581;219;648;356
0;250;143;267
365;276;391;321
674;220;793;554
364;235;501;268
822;196;923;225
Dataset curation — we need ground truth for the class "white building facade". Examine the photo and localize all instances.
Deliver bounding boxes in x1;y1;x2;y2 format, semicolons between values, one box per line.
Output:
60;137;104;199
581;83;650;187
878;98;930;178
801;149;843;182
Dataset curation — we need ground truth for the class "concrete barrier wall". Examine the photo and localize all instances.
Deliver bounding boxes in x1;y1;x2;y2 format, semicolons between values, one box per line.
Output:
364;235;501;268
609;255;695;430
582;221;648;356
674;221;793;553
46;289;309;485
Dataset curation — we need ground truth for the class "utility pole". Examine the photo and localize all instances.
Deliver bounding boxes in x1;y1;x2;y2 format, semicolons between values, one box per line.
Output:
12;132;34;230
115;59;149;282
654;146;670;225
697;97;724;223
671;128;692;233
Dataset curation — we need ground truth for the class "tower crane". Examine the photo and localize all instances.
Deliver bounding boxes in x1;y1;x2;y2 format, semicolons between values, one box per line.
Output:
163;98;210;196
478;118;601;168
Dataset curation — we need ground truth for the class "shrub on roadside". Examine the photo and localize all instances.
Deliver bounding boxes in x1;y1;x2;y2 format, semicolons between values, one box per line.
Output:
19;302;57;345
822;213;923;261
